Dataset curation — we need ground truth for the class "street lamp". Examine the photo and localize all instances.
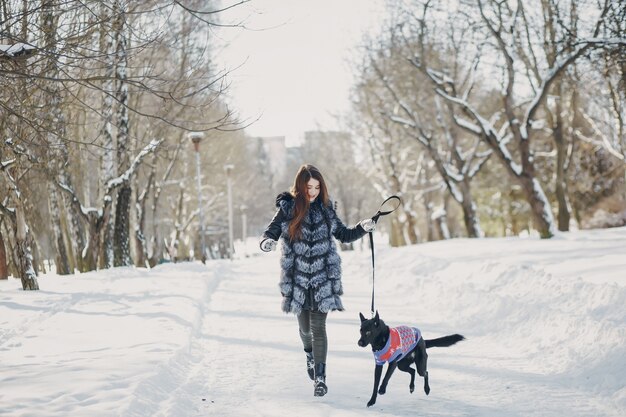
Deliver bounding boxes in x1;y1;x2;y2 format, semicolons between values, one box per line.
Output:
224;164;234;260
189;131;207;264
240;204;248;255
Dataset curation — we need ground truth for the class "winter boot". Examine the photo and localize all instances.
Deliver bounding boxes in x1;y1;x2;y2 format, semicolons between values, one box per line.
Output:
306;351;315;380
314;362;327;397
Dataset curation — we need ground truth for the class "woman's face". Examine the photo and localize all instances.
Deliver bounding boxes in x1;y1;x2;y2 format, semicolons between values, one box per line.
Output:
307;178;320;202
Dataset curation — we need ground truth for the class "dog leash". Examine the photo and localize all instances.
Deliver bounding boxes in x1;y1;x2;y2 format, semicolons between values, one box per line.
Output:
368;195;402;317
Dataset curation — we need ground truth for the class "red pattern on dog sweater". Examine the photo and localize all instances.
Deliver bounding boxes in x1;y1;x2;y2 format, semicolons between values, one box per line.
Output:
373;326;421;365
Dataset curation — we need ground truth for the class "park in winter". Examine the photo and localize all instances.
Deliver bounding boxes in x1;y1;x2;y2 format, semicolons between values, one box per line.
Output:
1;1;625;416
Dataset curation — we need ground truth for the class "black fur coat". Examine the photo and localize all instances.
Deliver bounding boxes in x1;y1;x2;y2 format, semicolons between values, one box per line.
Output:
261;192;366;314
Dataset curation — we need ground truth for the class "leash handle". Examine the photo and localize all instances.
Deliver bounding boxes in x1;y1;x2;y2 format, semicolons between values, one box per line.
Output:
371;195;402;224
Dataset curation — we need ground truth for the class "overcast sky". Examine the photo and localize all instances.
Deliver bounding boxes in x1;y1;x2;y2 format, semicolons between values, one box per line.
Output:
215;0;385;145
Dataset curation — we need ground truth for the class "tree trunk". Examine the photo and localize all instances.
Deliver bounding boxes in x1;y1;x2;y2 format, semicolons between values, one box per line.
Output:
542;1;571;232
554;130;570;231
41;0;87;272
404;208;420;244
86;204;112;272
424;199;436;242
173;184;185;257
459;181;482;238
47;183;71;275
434;212;450;240
148;159;162;267
61;171;87;271
30;229;46;275
519;174;557;238
553;84;571;231
1;220;19;279
41;1;70;275
15;205;39;290
424;136;483;239
102;202;115;268
114;185;133;266
84;214;100;271
100;1;116;269
0;228;8;279
134;171;153;268
134;228;148;267
389;217;407;247
112;0;132;267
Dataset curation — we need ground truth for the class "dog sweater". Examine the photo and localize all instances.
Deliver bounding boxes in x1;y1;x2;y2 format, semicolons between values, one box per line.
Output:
373;326;422;365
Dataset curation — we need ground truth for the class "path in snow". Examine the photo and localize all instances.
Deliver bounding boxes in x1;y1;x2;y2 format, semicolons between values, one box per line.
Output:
127;233;624;417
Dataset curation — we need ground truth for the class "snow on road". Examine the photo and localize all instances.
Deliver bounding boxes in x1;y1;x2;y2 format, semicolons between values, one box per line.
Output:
1;227;625;416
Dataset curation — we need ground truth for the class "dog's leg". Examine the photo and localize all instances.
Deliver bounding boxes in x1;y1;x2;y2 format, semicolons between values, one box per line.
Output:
397;360;416;393
378;361;397;395
367;364;383;407
416;339;430;395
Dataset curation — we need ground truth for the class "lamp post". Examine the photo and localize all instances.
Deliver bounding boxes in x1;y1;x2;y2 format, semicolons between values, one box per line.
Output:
240;204;247;255
189;132;207;264
224;164;234;260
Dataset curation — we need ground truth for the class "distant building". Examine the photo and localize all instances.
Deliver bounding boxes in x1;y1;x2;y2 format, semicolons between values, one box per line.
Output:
255;136;287;191
253;131;353;192
303;130;351;144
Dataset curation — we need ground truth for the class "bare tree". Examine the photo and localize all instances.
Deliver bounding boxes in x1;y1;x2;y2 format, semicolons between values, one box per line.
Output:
0;155;39;290
369;50;489;237
401;0;619;238
1;0;250;278
350;26;489;240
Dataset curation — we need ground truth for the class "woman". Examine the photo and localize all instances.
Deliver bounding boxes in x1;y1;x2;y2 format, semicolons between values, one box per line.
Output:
260;164;375;397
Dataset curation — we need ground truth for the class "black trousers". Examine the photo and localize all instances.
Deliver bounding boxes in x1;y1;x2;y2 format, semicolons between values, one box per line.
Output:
297;310;328;364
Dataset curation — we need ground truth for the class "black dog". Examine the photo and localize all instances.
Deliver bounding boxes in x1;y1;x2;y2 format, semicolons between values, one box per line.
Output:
358;311;464;407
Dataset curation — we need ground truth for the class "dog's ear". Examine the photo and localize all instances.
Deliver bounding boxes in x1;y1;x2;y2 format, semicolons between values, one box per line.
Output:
359;312;366;323
374;310;379;326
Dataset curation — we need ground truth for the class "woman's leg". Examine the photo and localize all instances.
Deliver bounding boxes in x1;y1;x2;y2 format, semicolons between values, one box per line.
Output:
297;310;312;352
310;310;328;363
297;310;315;380
310;310;328;396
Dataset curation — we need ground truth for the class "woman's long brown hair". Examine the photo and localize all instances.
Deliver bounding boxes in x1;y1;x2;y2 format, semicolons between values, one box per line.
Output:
288;164;329;241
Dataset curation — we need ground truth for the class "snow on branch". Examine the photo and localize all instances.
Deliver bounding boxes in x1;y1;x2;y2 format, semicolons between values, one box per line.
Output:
576;37;626;47
0;43;36;59
1;158;16;170
461;136;493;179
436;89;500;140
447;181;464;203
0;201;16;219
389;115;416;129
106;139;163;192
416;59;526;179
442;163;464;184
436;90;522;176
578;114;625;162
522;42;593;140
454;116;482;136
466;152;492;179
425;68;454;86
57;183;92;220
4;138;38;163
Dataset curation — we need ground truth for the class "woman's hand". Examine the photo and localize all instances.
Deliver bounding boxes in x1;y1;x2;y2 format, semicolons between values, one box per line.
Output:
260;238;278;252
359;218;376;232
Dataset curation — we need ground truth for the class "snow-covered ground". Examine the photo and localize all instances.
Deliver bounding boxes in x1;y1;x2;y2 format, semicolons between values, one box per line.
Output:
1;227;625;417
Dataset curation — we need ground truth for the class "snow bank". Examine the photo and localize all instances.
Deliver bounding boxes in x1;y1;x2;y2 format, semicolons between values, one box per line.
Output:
366;227;626;414
0;262;216;417
1;227;624;416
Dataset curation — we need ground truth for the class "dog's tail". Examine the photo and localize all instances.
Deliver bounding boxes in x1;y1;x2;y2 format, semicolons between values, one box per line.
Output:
425;334;465;348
